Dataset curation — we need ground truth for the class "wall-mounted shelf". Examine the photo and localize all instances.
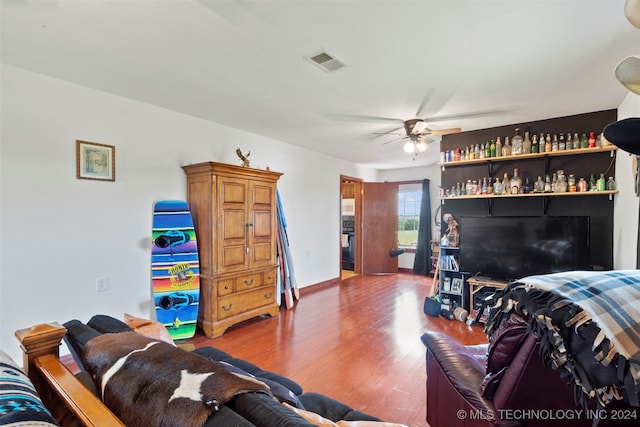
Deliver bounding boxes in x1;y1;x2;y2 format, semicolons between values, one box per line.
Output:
442;189;617;201
439;145;617;170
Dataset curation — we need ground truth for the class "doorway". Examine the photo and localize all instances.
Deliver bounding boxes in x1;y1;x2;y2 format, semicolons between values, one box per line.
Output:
340;176;362;278
339;177;401;278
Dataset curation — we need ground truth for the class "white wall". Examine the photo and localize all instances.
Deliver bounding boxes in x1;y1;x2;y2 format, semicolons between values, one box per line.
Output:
0;65;377;361
614;92;640;269
378;165;442;269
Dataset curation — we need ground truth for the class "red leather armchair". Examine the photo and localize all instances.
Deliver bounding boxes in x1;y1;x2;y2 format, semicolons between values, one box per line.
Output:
421;313;636;427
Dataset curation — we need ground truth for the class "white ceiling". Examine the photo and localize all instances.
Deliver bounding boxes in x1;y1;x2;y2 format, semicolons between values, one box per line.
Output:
2;0;640;169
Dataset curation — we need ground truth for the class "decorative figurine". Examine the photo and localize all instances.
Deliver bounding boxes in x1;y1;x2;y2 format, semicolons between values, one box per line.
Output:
443;213;460;247
236;148;251;167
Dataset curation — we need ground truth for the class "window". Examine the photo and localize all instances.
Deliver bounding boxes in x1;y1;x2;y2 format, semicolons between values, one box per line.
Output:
398;183;422;248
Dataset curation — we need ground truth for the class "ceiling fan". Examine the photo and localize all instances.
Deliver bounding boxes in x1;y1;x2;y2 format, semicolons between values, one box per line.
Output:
380;118;461;159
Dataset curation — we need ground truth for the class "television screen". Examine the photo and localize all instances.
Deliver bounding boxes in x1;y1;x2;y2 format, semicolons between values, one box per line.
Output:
458;216;590;280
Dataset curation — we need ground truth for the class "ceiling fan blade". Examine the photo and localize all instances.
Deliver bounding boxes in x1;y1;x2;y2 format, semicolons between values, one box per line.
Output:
423;109;506;123
423;127;461;136
324;113;405;124
372;125;405;135
414;89;435;118
382;136;407;145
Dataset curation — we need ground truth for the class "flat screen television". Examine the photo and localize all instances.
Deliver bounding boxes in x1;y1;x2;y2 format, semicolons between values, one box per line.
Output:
458;216;591;280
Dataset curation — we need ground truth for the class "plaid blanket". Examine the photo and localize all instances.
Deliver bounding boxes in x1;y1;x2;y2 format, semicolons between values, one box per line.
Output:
486;270;640;408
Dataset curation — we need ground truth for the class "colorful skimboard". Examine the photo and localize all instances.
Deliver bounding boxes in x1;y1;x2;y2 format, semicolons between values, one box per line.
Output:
151;200;200;340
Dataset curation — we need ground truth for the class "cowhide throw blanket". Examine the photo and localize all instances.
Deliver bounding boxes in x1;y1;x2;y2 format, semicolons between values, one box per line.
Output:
83;332;271;427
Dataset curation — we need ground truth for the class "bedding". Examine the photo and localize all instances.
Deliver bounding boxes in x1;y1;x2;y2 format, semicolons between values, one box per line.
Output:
0;349;59;426
485;270;640;409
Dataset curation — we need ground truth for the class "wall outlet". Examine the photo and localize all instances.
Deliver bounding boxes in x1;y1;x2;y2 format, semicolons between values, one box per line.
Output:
96;277;110;292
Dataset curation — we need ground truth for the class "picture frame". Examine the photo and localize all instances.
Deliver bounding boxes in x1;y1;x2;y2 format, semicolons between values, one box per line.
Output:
451;278;463;294
76;140;115;181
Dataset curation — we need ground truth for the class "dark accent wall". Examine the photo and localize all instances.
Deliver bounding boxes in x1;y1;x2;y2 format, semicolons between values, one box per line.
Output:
440;109;617;271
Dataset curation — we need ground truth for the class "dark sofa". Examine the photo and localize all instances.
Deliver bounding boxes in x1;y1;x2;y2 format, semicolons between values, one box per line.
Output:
63;315;381;426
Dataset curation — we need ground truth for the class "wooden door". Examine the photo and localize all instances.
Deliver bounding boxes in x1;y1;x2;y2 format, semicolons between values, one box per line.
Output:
249;180;277;268
362;182;399;274
217;176;249;274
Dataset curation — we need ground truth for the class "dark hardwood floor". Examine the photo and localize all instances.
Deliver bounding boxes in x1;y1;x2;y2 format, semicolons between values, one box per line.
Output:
186;273;488;426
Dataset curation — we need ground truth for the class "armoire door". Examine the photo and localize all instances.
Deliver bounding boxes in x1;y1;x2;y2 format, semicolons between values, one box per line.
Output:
362;182;399;274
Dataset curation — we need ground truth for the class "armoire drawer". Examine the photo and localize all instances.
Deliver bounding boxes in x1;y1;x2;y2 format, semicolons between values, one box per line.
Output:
217;286;276;320
236;273;262;291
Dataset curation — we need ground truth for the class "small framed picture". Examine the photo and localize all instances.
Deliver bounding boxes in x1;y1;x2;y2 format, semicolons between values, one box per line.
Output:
451;278;463;294
76;140;115;181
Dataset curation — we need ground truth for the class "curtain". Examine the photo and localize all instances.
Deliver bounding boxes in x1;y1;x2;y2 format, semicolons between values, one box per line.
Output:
413;179;432;275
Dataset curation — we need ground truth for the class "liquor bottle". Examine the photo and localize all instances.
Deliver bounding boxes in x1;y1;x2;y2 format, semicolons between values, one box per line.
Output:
534;175;544;192
510;168;522;194
490;139;496;157
474;143;481;159
478;143;485;159
588;132;596;148
495;137;502;157
454;148;461;161
466;180;472;195
607;177;616;190
493;177;502;195
503;137;512;156
522;131;531;154
580;133;588;149
557;170;567;192
595;133;602;148
589;174;596;191
566;133;573;149
551;134;559;152
545;134;552;152
523;177;533;194
578;177;588;192
511;128;523;155
573;132;580;149
501;172;509;195
469;146;475;160
485;141;491;158
539;133;546;152
551;172;558;192
544;174;552;192
482;177;488;194
559;133;566;150
597;173;606;191
460;182;466;195
531;134;539;153
568;174;576;192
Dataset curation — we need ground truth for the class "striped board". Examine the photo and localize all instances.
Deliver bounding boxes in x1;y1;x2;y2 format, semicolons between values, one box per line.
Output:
151;200;200;340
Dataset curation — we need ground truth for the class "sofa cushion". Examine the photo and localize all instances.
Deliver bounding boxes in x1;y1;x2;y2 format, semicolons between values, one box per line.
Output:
0;349;60;426
485;312;529;375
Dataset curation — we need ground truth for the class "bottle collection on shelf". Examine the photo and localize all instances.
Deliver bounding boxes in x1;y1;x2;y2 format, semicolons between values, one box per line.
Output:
443;168;616;198
440;128;613;163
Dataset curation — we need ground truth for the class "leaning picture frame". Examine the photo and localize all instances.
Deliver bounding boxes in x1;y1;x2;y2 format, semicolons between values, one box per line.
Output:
76;140;115;181
451;278;463;294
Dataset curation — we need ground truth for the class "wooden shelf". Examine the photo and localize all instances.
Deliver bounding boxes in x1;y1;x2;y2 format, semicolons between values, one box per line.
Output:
442;190;617;201
439;145;617;168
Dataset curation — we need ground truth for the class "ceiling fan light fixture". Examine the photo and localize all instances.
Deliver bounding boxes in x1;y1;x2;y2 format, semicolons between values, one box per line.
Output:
403;141;416;153
416;140;428;152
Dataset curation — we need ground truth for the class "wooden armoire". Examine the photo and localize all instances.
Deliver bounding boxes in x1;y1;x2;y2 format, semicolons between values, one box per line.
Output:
182;162;282;338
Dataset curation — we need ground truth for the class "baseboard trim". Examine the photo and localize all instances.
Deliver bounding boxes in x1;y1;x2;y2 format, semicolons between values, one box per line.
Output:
299;277;341;297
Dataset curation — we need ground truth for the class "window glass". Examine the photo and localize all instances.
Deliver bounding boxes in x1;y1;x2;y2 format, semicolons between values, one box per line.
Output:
398;183;422;248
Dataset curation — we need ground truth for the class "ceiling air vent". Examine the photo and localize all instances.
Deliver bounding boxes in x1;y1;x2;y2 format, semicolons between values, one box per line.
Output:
304;50;347;73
